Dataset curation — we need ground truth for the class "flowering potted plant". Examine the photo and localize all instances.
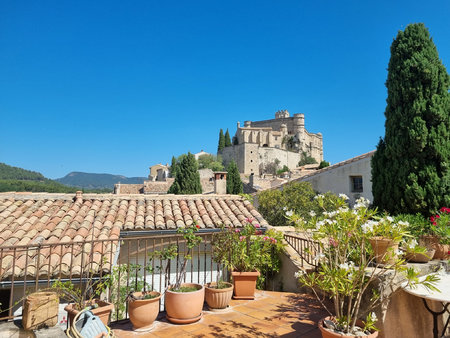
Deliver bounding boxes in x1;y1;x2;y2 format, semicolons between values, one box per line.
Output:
428;207;450;259
211;219;284;299
289;194;439;338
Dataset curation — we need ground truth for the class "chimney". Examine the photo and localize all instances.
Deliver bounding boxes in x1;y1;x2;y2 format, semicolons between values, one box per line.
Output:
213;171;227;194
249;173;254;188
76;190;83;201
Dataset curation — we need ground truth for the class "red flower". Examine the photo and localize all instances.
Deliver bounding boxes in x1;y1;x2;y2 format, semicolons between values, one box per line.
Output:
195;225;200;229
436;214;440;219
430;216;435;222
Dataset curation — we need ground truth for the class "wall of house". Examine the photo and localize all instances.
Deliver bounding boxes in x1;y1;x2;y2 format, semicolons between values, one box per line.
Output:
299;155;373;205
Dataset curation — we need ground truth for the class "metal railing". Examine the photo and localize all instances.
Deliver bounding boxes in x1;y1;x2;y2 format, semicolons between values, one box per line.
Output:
284;233;321;268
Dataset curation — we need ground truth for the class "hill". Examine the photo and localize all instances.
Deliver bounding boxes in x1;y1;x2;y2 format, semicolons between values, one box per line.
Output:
56;172;146;190
0;163;111;193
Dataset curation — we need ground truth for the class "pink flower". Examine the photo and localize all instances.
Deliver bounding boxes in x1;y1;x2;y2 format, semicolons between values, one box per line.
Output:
246;217;253;224
329;238;338;247
235;229;241;233
255;230;262;235
263;236;269;241
239;236;245;241
254;223;260;228
271;238;277;244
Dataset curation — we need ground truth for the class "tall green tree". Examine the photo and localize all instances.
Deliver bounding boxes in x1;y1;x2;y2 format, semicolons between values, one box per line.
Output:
217;129;225;152
371;23;450;215
226;160;243;194
168;152;202;194
170;156;178;178
224;129;232;147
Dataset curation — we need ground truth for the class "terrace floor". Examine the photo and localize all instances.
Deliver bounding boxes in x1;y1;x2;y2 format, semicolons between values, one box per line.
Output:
111;290;329;338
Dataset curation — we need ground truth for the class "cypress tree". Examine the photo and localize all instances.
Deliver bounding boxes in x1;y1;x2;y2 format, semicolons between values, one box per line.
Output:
169;152;202;194
224;129;232;147
371;23;450;215
226;160;243;194
169;156;177;178
218;129;225;152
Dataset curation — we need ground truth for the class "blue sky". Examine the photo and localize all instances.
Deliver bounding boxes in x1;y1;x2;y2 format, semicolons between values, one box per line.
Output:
1;1;449;179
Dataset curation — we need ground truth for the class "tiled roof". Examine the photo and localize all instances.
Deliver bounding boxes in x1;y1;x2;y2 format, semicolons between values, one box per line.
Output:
0;192;267;279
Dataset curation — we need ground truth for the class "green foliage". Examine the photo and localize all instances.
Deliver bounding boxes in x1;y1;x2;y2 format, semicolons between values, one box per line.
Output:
211;221;285;276
197;154;224;171
372;23;450;215
217;129;225;152
430;207;450;244
0;163;45;180
168;152;202;194
298;151;317;166
395;213;431;238
226;160;243;194
257;182;340;226
318;161;330;169
282;136;297;151
224;129;232;147
276;165;289;176
0;179;111;193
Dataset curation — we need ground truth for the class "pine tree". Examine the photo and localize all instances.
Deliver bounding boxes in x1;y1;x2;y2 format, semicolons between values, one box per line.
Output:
218;129;225;152
224;129;232;147
226;160;243;194
371;23;450;215
169;152;202;194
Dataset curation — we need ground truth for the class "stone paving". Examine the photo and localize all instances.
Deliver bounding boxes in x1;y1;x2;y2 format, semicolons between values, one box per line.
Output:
111;290;329;338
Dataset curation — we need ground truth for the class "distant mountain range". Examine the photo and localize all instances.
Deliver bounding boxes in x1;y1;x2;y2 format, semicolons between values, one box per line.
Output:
56;172;147;190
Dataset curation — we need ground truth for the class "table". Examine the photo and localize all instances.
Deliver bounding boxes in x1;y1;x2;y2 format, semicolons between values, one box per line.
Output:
403;273;450;338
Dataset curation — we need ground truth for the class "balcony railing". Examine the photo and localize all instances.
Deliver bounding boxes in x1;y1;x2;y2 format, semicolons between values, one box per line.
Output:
284;233;321;268
0;231;277;322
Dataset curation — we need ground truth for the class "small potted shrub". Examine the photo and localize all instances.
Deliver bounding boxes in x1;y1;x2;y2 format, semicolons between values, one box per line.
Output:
204;280;233;310
161;224;205;324
211;219;284;300
52;279;114;326
127;290;161;330
289;194;439;338
428;207;450;259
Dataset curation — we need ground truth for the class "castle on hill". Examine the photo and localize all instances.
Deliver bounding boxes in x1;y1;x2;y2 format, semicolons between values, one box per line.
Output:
219;110;323;175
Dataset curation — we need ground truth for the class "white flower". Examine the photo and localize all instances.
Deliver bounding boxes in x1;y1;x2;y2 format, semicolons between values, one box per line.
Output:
294;270;305;278
316;220;326;228
354;197;370;210
361;220;377;234
398;220;409;227
370;312;377;322
314;194;324;200
309;210;316;217
339;262;350;271
394;248;404;256
339;193;349;200
285;210;294;217
313;253;326;262
338;207;349;213
386;216;394;222
406;239;418;250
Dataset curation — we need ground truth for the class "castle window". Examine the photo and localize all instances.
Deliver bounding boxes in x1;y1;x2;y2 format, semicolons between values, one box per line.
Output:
350;176;363;193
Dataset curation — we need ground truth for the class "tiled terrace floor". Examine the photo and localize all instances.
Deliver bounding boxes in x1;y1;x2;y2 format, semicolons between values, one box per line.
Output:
111;290;329;338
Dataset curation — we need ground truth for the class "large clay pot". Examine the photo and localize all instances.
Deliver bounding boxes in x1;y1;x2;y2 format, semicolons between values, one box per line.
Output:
404;249;435;263
318;316;378;338
369;237;399;265
64;299;114;326
128;291;161;331
205;282;233;310
231;271;260;300
165;283;204;324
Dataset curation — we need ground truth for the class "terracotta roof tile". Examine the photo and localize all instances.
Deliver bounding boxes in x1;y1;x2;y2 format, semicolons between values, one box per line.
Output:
0;192;269;279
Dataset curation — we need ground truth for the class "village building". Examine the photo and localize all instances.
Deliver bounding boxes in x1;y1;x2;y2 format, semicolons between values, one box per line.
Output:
220;110;323;175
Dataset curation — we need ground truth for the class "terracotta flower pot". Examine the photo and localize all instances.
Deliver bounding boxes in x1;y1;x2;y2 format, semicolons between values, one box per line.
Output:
318;316;378;338
231;271;260;300
369;237;399;265
64;299;114;326
419;235;449;259
404;249;435;263
165;283;204;324
205;282;233;310
128;291;161;331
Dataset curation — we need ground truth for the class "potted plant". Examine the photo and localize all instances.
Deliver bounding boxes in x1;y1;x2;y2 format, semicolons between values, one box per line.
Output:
204;280;233;310
127;291;161;331
366;215;409;265
428;207;450;259
52;279;114;326
402;238;435;263
289;194;439;338
160;224;205;324
211;219;284;300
